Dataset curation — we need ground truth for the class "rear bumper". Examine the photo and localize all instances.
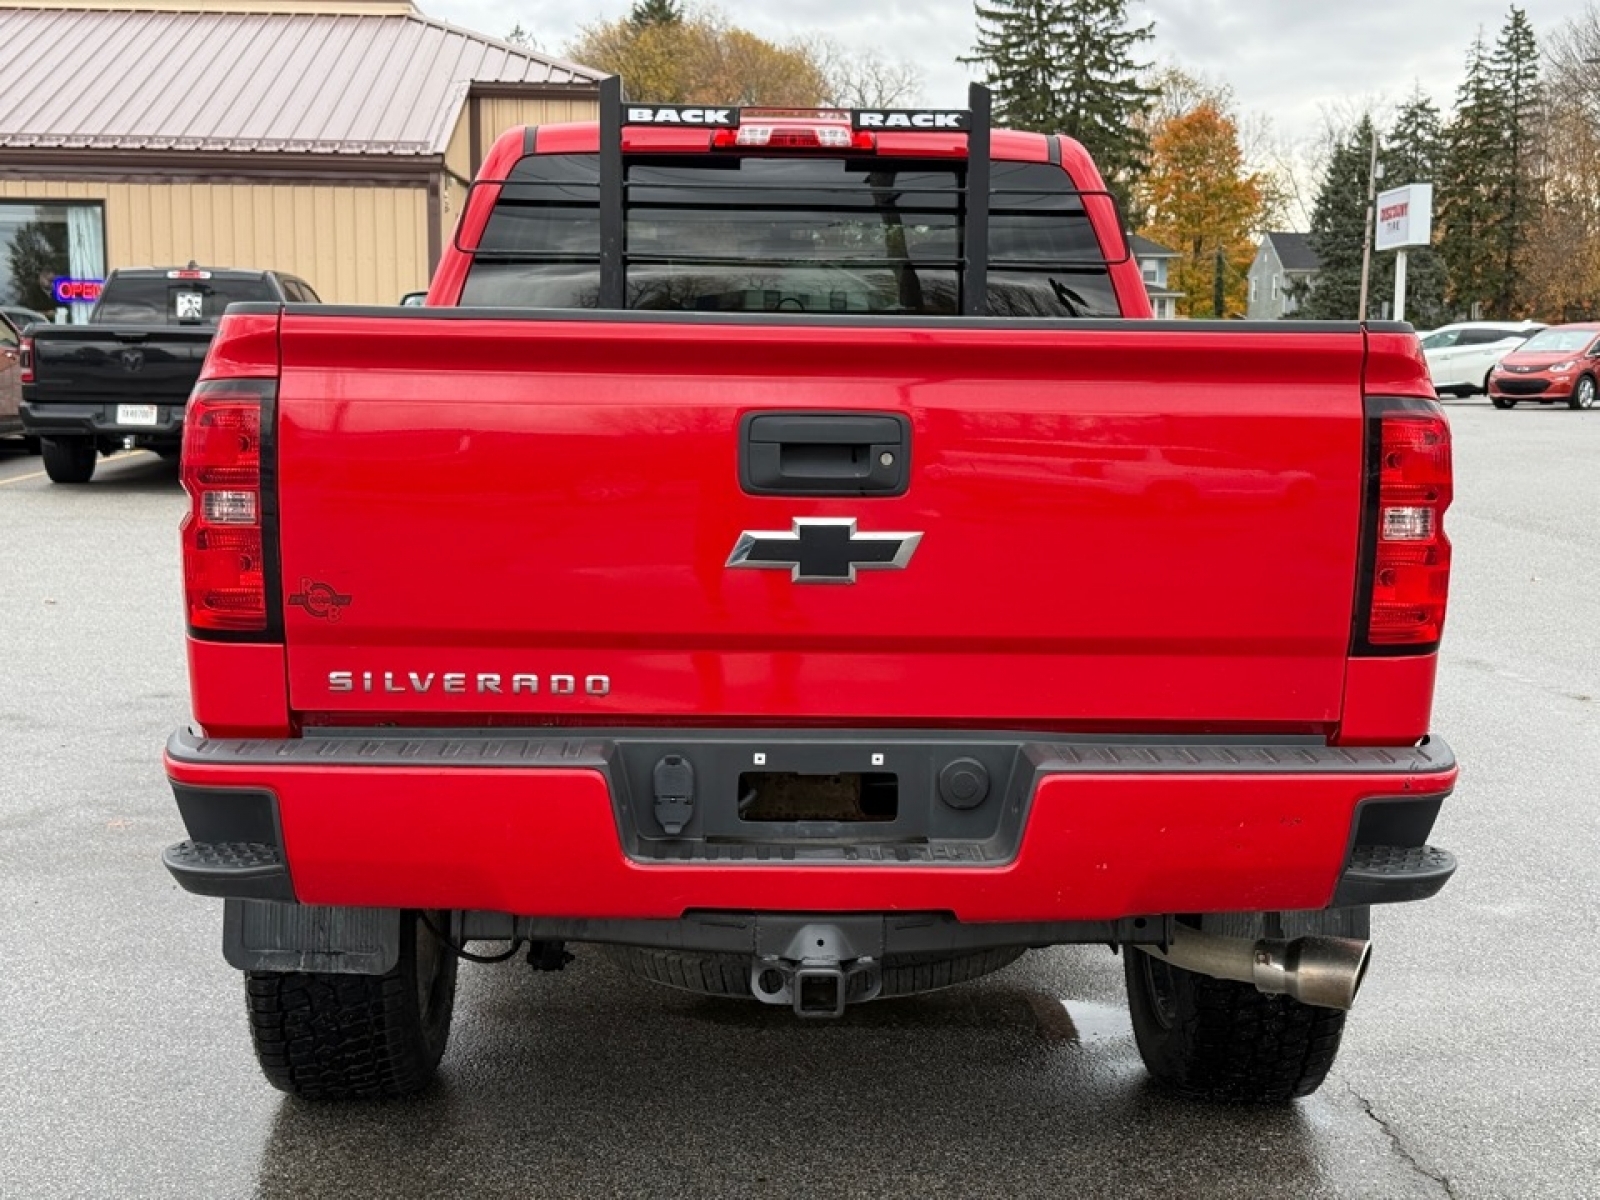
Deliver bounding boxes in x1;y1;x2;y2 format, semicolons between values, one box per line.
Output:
20;398;185;440
162;729;1458;922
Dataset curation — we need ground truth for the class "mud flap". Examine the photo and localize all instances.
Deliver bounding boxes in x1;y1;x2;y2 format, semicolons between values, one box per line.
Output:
223;898;401;975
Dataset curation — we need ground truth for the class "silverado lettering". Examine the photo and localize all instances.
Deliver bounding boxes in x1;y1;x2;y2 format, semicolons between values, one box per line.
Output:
163;82;1458;1108
328;671;611;696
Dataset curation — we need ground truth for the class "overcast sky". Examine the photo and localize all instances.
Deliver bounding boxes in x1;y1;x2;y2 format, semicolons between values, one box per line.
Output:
427;0;1584;159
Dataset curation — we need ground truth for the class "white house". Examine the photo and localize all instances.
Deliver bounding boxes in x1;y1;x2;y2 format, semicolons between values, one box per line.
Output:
1130;234;1183;319
1247;233;1322;320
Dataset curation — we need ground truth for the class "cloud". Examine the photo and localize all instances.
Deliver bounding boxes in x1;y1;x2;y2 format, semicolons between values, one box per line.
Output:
427;0;1580;152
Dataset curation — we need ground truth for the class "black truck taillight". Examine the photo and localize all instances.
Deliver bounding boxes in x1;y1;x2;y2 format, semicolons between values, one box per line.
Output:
181;379;276;635
1354;398;1453;653
19;335;32;384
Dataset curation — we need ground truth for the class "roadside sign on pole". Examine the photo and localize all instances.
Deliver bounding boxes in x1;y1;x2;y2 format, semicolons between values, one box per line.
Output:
1376;183;1433;252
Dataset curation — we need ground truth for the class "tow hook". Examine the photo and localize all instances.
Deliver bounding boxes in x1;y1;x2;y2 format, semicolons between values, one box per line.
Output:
748;923;883;1018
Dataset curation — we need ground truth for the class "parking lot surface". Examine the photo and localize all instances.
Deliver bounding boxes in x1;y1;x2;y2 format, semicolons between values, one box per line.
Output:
1;403;1596;1199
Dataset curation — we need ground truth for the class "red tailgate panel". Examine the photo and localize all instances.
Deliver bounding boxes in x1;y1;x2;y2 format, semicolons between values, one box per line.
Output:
275;317;1367;728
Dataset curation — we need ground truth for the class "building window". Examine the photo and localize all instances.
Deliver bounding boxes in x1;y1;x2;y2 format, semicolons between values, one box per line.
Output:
1250;276;1258;302
1142;261;1158;283
0;201;107;325
1271;275;1281;300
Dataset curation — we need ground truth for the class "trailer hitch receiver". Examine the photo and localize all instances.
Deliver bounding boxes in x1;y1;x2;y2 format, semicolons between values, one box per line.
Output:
749;922;883;1018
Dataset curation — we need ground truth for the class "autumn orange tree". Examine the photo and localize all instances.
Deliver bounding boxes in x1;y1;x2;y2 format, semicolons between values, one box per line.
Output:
567;8;830;106
1134;89;1269;318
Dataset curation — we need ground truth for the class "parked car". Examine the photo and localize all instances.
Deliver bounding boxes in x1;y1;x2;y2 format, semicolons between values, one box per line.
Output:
1487;322;1600;410
1;305;51;331
20;266;321;482
1419;321;1543;396
0;313;25;444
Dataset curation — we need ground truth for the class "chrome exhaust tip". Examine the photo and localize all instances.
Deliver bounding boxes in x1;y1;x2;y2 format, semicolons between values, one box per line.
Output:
1254;935;1372;1011
1140;928;1372;1011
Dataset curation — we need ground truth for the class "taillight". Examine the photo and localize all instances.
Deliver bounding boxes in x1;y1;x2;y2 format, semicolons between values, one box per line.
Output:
181;380;274;634
711;126;875;151
19;335;32;384
1355;398;1452;651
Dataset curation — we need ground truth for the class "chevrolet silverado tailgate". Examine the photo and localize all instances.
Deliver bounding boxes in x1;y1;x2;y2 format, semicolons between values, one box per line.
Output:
274;313;1368;727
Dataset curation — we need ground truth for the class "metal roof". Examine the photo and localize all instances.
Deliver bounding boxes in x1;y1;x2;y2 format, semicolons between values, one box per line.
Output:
0;6;603;158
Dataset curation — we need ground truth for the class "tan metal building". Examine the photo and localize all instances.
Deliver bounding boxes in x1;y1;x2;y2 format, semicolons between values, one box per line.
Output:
0;0;602;314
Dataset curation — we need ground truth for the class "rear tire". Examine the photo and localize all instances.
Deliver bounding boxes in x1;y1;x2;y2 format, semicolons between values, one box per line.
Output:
1491;395;1517;409
1569;375;1597;410
1123;916;1354;1103
605;945;1026;1001
40;437;96;483
244;910;457;1100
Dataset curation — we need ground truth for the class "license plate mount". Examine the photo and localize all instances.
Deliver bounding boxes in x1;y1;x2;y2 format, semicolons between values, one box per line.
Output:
116;404;159;427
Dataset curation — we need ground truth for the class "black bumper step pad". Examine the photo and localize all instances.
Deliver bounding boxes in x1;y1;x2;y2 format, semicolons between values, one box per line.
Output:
1333;844;1456;906
163;840;294;901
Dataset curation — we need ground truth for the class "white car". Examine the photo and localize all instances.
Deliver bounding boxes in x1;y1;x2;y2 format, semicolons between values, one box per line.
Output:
1419;321;1544;396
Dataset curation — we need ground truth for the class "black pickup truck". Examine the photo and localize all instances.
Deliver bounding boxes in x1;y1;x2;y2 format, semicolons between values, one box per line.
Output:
20;267;320;482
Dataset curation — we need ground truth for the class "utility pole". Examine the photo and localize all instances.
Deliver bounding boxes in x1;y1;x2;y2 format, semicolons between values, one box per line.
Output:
1213;245;1225;318
1357;124;1380;322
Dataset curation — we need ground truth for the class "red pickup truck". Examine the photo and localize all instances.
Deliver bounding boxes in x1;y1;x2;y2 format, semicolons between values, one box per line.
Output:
163;84;1457;1104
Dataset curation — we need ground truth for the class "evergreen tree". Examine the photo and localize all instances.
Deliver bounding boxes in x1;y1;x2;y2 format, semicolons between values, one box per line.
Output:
6;218;68;316
629;0;683;28
1437;15;1541;321
1292;116;1378;321
1489;6;1541;316
1381;87;1451;327
961;0;1155;204
1438;34;1502;318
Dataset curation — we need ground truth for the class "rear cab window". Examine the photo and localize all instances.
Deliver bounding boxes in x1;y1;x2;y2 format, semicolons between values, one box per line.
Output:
463;153;1120;318
92;273;280;324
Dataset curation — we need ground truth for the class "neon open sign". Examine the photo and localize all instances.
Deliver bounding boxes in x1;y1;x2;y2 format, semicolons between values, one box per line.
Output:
52;277;104;304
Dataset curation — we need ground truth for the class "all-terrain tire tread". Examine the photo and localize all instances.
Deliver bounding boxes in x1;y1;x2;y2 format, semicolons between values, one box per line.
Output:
243;923;455;1102
1126;954;1346;1103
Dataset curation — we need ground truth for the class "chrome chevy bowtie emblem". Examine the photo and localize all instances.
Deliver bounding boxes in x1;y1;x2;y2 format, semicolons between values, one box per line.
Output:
726;518;923;584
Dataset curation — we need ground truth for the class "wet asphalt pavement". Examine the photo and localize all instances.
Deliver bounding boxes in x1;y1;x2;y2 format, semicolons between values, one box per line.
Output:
1;403;1597;1199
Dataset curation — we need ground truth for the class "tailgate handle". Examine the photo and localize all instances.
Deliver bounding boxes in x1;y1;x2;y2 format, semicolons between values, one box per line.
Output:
741;412;910;496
